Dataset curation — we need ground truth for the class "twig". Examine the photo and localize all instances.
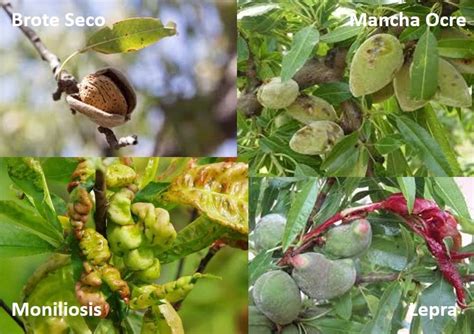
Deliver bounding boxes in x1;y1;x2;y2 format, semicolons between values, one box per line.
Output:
175;258;185;281
98;127;138;150
93;168;107;237
1;1;137;150
196;241;226;274
0;1;78;99
305;178;336;232
0;299;26;332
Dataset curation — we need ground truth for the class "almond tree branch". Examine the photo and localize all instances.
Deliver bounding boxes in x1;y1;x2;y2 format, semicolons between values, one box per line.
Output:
0;1;136;150
93;168;107;237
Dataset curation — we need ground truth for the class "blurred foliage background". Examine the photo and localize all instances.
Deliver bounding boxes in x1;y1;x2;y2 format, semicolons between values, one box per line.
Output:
0;158;248;334
0;0;236;156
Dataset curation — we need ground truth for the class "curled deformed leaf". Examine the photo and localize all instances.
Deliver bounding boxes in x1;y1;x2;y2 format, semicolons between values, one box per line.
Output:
165;162;248;235
84;18;177;54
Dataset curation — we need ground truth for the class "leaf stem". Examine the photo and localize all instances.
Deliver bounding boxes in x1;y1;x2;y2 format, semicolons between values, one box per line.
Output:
0;299;25;332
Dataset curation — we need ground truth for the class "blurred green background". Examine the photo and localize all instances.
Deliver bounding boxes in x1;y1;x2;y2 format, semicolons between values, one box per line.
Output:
0;0;236;156
0;158;248;333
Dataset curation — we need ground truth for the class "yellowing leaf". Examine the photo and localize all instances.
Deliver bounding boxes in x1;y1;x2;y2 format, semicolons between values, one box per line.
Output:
85;17;176;54
165;162;248;235
156;301;184;334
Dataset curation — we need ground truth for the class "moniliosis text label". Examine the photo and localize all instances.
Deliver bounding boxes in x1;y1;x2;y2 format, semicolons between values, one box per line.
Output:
12;302;102;317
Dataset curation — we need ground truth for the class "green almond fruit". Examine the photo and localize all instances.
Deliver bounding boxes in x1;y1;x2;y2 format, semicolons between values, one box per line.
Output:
282;324;300;334
323;219;372;258
350;34;403;97
286;95;337;124
289;121;344;155
257;77;299;109
435;58;472;108
291;252;356;300
253;270;302;325
393;62;428;112
253;213;287;252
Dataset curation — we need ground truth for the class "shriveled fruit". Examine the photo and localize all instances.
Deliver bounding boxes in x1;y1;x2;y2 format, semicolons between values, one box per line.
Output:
253;270;302;325
286;95;337;124
289;121;344;155
350;34;403;97
394;62;428;112
257;77;299;109
249;305;275;333
253;213;287;252
435;58;471;108
291;252;356;300
323;219;372;258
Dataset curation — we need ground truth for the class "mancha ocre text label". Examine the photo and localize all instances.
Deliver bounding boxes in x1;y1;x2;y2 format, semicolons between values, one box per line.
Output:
349;13;467;27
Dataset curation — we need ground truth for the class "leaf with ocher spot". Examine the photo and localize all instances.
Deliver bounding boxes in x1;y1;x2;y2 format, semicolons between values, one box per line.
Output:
165;162;248;236
85;18;176;54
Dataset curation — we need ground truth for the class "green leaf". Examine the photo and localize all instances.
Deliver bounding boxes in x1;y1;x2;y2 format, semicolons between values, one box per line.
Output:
0;223;55;257
396;117;452;176
237;35;249;62
437;39;474;59
140;158;160;189
165;162;248;235
366;281;402;334
305;318;365;334
320;26;363;44
397;177;416;213
418;277;456;334
375;134;404;155
84;18;176;54
431;178;470;219
313;82;352;105
410;30;438;100
281;26;319;81
7;158;63;238
157;300;184;334
0;201;62;247
40;158;78;183
421;105;462;175
133;182;170;208
399;24;427;42
282;178;319;251
321;132;362;176
366;236;407;271
400;225;415;264
157;216;228;264
333;292;352;320
249;251;274;285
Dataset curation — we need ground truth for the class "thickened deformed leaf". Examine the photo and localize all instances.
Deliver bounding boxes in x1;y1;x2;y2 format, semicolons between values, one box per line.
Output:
85;18;177;54
165;162;248;235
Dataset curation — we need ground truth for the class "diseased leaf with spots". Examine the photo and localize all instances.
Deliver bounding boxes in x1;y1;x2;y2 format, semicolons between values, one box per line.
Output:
85;18;177;54
165;162;248;235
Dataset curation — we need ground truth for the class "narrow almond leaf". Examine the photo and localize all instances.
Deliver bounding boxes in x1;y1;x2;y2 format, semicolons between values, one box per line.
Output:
281;26;319;81
84;18;176;54
282;178;319;251
321;132;360;176
320;26;363;44
410;30;438;100
366;282;403;334
397;177;416;213
431;178;471;219
140;158;160;189
422;105;462;175
395;117;452;176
